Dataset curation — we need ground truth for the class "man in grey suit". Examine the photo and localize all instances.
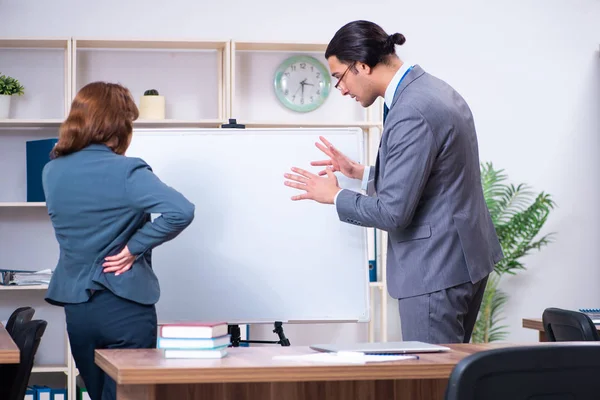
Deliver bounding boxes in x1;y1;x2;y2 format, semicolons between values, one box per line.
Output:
284;20;503;344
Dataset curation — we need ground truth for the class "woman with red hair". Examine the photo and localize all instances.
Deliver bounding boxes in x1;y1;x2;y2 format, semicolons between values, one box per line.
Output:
43;81;195;400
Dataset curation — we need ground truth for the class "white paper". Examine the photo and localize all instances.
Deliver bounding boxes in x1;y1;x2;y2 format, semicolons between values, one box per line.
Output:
272;351;418;364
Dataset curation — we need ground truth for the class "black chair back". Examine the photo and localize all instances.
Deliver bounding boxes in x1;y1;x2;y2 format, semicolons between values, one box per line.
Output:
445;344;600;400
543;307;600;341
5;306;35;338
0;319;47;400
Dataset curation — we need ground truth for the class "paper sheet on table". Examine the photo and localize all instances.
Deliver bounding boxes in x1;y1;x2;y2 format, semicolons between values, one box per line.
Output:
272;352;418;364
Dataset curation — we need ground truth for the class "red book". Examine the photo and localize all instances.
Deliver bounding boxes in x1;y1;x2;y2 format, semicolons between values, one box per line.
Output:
159;322;228;339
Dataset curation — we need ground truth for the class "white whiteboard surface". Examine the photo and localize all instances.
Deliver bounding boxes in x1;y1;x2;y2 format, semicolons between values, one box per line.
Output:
126;128;369;324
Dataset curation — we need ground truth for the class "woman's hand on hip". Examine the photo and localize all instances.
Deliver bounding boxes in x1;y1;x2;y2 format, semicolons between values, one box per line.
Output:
103;246;135;276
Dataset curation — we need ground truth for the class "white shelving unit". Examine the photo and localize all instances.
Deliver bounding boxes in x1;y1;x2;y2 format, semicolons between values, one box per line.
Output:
0;38;71;124
230;40;379;127
1;37;389;399
72;38;230;127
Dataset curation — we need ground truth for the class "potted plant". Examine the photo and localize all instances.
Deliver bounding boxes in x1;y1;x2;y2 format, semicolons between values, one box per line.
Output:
471;162;556;342
0;72;25;119
139;89;165;120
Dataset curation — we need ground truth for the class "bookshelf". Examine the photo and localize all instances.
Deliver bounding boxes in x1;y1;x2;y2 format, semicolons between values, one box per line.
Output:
0;37;389;399
230;40;381;128
0;37;71;400
0;38;71;124
72;38;230;127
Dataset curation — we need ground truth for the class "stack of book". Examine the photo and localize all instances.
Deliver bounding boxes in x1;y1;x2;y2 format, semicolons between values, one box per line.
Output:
157;321;230;359
579;308;600;324
0;268;53;286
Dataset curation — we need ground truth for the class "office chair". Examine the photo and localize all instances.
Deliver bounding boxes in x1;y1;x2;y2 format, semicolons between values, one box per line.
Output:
0;319;48;400
445;344;600;400
4;306;35;338
542;307;600;341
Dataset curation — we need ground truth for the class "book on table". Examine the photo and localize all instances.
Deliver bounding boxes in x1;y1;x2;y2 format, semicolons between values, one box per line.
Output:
159;321;228;339
157;321;229;359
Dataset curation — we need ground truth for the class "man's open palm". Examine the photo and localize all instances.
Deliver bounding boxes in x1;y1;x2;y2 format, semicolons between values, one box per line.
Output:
310;136;364;181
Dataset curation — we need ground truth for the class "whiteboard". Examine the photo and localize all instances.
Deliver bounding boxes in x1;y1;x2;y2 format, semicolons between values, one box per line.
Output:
126;128;370;324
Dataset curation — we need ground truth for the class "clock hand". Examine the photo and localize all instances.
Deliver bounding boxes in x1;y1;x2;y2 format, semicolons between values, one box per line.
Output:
292;85;301;102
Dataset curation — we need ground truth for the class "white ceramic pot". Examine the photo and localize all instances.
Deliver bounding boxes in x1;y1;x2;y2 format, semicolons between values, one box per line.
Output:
0;95;11;119
139;95;166;120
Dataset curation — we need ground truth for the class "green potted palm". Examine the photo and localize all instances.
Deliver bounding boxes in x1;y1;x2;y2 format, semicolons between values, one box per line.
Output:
472;162;556;342
0;72;25;119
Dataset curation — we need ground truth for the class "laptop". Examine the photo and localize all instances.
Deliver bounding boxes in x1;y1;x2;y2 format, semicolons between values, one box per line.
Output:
310;341;451;355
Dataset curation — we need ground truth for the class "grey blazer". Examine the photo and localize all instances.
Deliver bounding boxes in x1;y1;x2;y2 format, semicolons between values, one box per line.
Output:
336;65;503;299
42;144;195;306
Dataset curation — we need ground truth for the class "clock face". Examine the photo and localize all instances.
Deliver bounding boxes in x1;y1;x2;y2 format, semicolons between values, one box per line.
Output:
273;55;331;113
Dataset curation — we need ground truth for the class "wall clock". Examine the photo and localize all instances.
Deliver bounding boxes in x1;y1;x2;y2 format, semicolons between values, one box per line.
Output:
273;55;331;112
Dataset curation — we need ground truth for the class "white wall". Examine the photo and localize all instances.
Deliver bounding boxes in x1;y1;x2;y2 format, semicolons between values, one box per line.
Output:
2;0;600;345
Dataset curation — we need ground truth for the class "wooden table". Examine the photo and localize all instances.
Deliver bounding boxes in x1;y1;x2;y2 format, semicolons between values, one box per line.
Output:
0;322;19;364
522;318;600;341
522;318;548;341
96;343;517;400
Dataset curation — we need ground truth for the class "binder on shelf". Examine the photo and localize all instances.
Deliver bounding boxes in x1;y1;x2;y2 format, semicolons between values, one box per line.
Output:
51;388;67;400
579;308;600;324
368;260;377;283
24;387;35;400
26;138;58;202
76;374;91;400
31;385;52;400
369;228;377;282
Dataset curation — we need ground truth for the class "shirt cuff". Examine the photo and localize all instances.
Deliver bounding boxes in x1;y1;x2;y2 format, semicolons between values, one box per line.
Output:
361;166;371;191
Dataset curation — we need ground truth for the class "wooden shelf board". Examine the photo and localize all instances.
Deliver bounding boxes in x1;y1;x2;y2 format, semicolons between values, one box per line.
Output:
234;41;328;52
32;364;68;373
0;202;46;207
0;284;49;290
74;39;229;50
134;119;226;128
0;38;70;49
0;119;63;128
238;121;381;129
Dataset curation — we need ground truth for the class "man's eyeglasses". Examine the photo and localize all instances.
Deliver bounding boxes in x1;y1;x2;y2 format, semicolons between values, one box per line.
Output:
334;62;356;90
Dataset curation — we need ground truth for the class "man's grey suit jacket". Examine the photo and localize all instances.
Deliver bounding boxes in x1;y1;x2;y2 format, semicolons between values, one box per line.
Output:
336;65;503;299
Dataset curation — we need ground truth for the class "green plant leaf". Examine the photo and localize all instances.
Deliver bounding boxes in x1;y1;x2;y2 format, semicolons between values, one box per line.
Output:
473;162;555;342
0;72;25;96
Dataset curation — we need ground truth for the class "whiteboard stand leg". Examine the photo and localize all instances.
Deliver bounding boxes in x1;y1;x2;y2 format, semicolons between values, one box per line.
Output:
273;321;291;346
228;321;290;347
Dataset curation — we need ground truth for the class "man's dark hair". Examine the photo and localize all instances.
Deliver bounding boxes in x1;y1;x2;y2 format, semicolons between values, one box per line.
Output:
325;20;405;68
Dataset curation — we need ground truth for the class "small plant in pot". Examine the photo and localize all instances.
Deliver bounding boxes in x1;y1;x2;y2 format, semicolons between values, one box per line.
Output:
0;72;25;119
139;89;165;120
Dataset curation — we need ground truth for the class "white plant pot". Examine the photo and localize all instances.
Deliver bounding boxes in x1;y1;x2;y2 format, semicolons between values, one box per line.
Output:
139;95;165;120
0;95;11;119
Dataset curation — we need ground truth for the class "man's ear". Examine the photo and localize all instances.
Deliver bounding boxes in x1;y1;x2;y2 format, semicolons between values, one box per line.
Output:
358;62;373;75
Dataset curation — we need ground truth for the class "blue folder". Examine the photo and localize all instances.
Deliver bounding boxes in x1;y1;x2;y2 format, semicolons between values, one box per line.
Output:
26;138;58;202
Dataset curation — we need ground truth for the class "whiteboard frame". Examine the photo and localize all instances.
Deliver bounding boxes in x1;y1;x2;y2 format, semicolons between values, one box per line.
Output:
129;127;371;324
